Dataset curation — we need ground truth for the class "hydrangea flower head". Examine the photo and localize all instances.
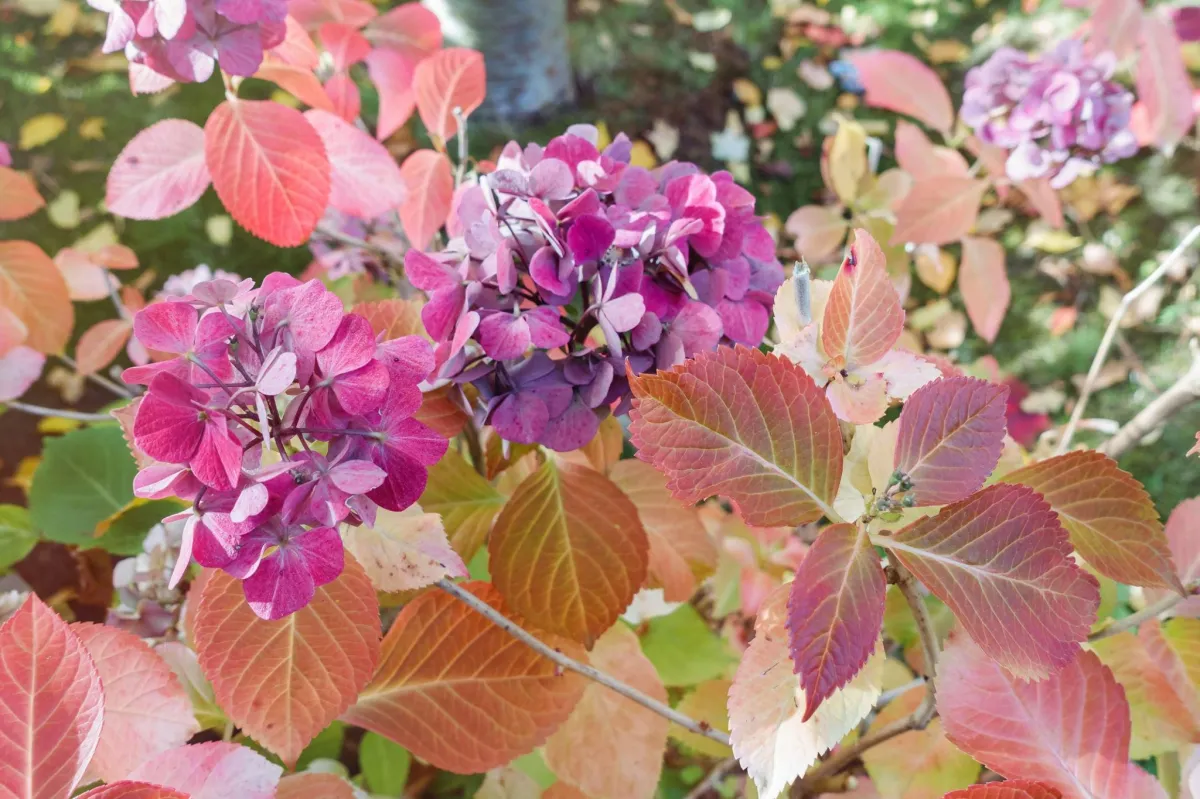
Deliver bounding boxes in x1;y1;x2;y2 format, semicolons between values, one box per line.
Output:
408;124;785;450
960;39;1137;188
126;272;447;619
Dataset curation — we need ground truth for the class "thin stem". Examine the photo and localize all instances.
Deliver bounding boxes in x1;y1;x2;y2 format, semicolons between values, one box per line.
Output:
453;107;469;187
683;758;738;799
58;354;135;399
104;269;131;322
4;401;114;423
435;579;731;746
1089;579;1199;641
462;417;486;477
1101;345;1200;460
1056;224;1200;455
314;224;394;260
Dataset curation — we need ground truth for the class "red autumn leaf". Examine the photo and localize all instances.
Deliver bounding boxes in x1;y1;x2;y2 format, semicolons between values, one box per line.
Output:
943;782;1064;799
269;16;321;68
893;376;1008;506
842;49;955;132
127;742;283;799
414;384;471;440
398;149;453;249
1147;497;1200;616
204;99;331;247
1136;12;1196;151
938;634;1165;799
342;581;587;773
305;109;406;219
0;166;44;221
489;458;647;644
364;2;442;66
787;522;886;721
820;229;904;368
544;624;669;799
191;557;380;766
959;236;1010;343
254;58;335;112
77;783;190;799
0;239;74;354
629;345;844;527
325;72;362;123
999;451;1181;591
72;623;199;783
886;484;1099;679
413;48;486;143
276;773;355;799
609;458;717;603
320;22;370;71
894;121;969;179
366;48;418;140
0;595;104;799
107;119;211;220
76;318;134;376
891;177;988;246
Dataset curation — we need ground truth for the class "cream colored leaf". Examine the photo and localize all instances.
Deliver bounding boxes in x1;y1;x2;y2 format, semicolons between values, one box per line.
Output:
341;505;468;592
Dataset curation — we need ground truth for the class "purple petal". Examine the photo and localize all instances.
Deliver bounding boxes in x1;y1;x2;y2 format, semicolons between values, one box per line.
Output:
490;392;549;445
567;214;616;264
599;292;645;334
539;396;600;451
523;306;570;349
528;158;575;200
328;459;388;494
478;312;531;361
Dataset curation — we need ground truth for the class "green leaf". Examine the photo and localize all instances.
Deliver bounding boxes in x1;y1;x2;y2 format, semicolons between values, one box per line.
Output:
639;605;736;687
0;505;37;571
99;499;185;555
512;751;556;790
29;426;136;545
296;721;345;771
360;731;411;796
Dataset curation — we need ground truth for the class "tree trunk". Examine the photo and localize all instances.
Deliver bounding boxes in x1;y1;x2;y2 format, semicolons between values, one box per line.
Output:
424;0;575;122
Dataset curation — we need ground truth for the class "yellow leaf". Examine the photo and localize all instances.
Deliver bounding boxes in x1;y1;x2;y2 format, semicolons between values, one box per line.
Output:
20;114;68;150
1025;225;1083;253
6;456;41;494
732;78;763;108
914;245;956;294
925;39;970;64
42;1;79;36
593;121;611;151
47;190;81;229
206;215;234;246
78;117;106;140
268;90;301;108
16;0;60;16
825;118;868;206
72;222;119;252
629;140;657;168
36;415;82;435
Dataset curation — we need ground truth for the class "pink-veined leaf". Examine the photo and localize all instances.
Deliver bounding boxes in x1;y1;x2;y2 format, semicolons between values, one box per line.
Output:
820;228;904;368
0;166;44;221
253;58;335;112
1136;12;1196;151
107;119;211;220
543;624;669;799
413;48;486;143
364;2;441;64
942;782;1064;799
1148;497;1200;616
319;22;370;71
891;177;988;246
0;346;45;402
276;773;356;799
893;376;1007;506
938;634;1165;799
77;782;190;799
786;522;886;721
998;451;1180;591
191;557;380;766
127;742;283;799
0;240;73;355
0;595;104;799
886;483;1100;679
76;318;134;376
204;99;331;247
342;581;587;774
366;48;418;140
894;121;969;179
287;0;375;29
269;16;320;68
304;109;406;219
784;205;848;264
959;236;1010;343
629;345;844;527
325;72;361;122
397;149;453;249
842;49;955;132
72;623;199;783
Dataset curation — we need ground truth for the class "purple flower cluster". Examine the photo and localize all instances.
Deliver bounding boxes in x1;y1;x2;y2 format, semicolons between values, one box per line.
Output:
405;125;784;451
125;273;447;619
89;0;286;84
961;39;1137;188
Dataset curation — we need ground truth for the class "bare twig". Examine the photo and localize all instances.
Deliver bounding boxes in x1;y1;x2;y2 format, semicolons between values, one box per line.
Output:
683;758;739;799
1100;344;1200;460
1089;579;1200;641
435;579;731;746
58;354;135;400
1056;225;1200;455
314;224;394;259
3;401;115;423
453;107;470;187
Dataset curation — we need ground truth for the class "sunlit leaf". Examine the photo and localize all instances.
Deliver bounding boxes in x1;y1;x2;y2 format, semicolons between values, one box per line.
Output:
398;149;453;249
413;48;486;143
826;119;868;205
254;58;335;112
19;113;68;150
419;449;506;562
842;50;954;132
891;178;987;246
639;603;736;687
0;240;73;354
353;297;428;341
127;741;283;799
305;109;406;219
959;236;1009;344
0;166;44;221
364;2;441;63
77;783;189;799
107;119;211;220
670;679;732;757
366;49;418;141
821;229;904;368
341;505;467;592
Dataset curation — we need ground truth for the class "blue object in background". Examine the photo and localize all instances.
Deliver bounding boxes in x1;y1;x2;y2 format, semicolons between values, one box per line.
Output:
829;59;864;94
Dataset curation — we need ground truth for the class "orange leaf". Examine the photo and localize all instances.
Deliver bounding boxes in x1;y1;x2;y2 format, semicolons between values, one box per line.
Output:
999;451;1180;591
544;625;669;799
0;240;73;354
1018;178;1065;229
0;166;44;221
76;318;134;376
842;49;955;133
609;458;716;602
489;458;648;644
254;58;336;112
820;228;904;368
561;414;624;476
77;783;190;799
191;556;380;766
629;345;844;527
353;297;428;340
413;48;485;143
414;384;470;439
398;149;452;249
943;782;1064;799
72;623;199;783
276;773;355;799
342;581;587;773
959;236;1009;343
204;99;331;247
420;448;507;562
0;595;104;799
271;15;321;68
784;205;847;264
894;121;969;179
891;177;988;246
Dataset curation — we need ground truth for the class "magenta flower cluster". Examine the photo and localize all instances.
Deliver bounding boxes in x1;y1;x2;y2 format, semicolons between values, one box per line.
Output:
406;125;785;451
960;39;1137;188
125;273;447;620
89;0;286;84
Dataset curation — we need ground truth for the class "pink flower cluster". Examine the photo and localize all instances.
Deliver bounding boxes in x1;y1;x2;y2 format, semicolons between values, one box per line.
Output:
960;39;1137;188
125;273;447;620
407;125;784;451
89;0;286;84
